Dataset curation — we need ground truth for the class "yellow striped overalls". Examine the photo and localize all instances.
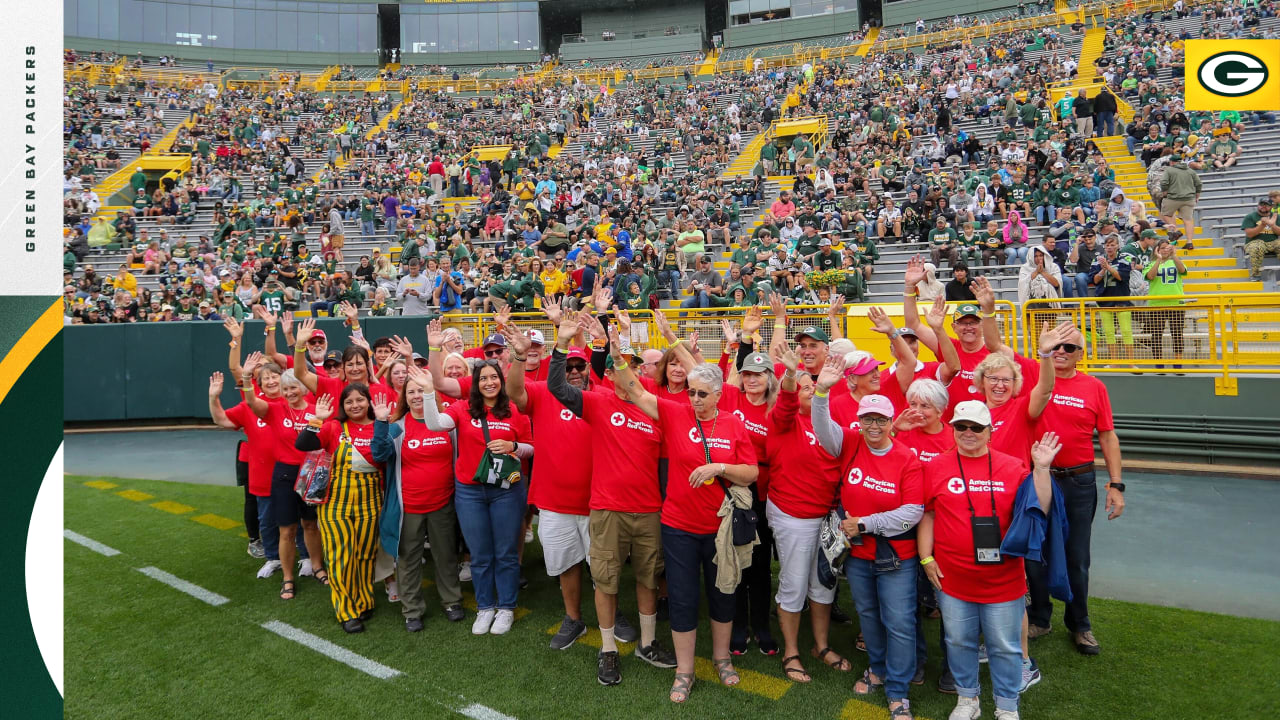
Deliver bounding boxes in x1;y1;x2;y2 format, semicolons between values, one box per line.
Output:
318;424;384;623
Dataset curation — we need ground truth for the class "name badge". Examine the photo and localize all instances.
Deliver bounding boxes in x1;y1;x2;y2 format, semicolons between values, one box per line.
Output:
970;515;1003;565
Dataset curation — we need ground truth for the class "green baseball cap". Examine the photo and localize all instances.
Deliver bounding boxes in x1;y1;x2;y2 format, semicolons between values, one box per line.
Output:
796;326;830;343
954;303;982;318
1140;229;1159;239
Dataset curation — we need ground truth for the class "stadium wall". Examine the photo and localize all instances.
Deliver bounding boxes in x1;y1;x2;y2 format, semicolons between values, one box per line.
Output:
578;2;705;38
558;34;703;62
723;11;861;47
61;324;1280;468
881;0;1023;28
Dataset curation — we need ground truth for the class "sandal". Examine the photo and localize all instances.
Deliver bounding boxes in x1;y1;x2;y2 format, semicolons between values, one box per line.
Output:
314;569;330;586
669;672;695;703
712;657;740;687
280;580;296;601
889;699;914;719
856;633;867;652
812;646;853;672
781;654;811;683
853;668;883;696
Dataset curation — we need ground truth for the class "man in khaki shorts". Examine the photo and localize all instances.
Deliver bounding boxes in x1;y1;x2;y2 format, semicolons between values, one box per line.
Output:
547;327;677;687
1158;154;1202;244
327;202;347;262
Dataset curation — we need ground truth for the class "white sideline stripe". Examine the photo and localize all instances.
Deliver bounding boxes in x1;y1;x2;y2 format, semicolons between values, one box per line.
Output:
136;566;230;606
460;704;518;720
63;529;121;557
260;621;402;679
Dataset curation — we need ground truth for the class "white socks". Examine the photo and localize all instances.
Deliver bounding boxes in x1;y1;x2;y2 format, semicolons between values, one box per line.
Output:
639;612;658;648
600;626;617;653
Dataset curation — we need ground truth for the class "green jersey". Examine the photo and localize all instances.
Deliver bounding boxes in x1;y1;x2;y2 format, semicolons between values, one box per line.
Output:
1146;258;1185;306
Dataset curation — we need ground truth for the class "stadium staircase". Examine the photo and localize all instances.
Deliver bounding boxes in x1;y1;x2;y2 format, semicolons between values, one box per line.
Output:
90;115;195;219
696;51;719;76
853;27;880;57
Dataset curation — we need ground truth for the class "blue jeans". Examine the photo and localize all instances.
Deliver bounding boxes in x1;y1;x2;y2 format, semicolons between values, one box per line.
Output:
310;301;336;316
1064;272;1090;298
660;269;682;295
1027;470;1097;633
661;524;737;633
938;590;1023;713
454;480;527;611
1004;246;1029;264
679;291;712;310
1096;110;1115;136
361;220;376;237
255;495;278;561
845;557;918;700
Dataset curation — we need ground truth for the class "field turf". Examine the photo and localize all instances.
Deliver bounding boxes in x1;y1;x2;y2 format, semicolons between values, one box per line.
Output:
64;475;1280;720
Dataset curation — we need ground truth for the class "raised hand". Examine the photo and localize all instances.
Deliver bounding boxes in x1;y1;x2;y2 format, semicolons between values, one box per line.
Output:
209;371;225;397
925;295;950;329
313;393;335;421
592;285;613;311
242;351;263;380
779;344;800;372
971;276;996;312
371;395;392;422
816;353;847;391
720;318;739;347
426;318;446;347
350;334;371;353
687;330;701;356
768;291;788;321
893;408;925;432
1039;320;1078;355
499;323;532;356
904;255;926;288
867;305;896;335
257;307;279;327
616;307;633;339
340;300;360;324
741;305;764;336
389;334;415;358
281;310;294;334
1031;431;1062;470
295;317;316;345
223;317;244;340
406;364;434;391
827;293;846;322
541;295;563;326
494;304;512;331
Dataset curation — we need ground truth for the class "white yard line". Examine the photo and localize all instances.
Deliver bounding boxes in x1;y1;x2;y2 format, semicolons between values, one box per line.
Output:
260;620;402;680
63;529;121;557
136;566;230;606
459;704;520;720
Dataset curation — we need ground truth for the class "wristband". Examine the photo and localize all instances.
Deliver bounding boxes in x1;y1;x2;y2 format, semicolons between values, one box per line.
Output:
920;556;935;566
428;345;443;352
294;345;306;353
512;355;527;362
306;420;323;430
783;369;797;379
264;327;276;334
229;340;239;348
814;389;829;398
773;322;787;330
981;311;997;318
1038;350;1054;358
902;292;917;298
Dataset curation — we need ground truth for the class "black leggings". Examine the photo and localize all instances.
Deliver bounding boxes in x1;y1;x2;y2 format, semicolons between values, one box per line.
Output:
236;443;259;542
733;495;774;637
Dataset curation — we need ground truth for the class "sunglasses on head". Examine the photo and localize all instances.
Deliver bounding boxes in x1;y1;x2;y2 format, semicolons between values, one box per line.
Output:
686;388;714;399
953;422;988;433
1053;343;1082;354
484;349;505;358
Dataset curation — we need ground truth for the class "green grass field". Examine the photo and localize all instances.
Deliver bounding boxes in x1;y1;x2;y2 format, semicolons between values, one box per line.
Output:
65;474;1280;720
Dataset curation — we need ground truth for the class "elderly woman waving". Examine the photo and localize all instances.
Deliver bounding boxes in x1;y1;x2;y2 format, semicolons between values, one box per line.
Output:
605;326;758;705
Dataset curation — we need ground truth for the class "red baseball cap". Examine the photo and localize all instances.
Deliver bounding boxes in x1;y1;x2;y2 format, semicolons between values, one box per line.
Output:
308;329;327;341
566;347;591;362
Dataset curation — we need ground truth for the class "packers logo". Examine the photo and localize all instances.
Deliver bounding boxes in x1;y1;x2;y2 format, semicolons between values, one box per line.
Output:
1198;52;1268;97
1185;40;1280;111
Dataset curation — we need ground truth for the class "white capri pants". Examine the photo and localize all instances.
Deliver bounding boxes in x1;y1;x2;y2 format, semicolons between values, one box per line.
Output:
539;509;591;577
766;499;835;612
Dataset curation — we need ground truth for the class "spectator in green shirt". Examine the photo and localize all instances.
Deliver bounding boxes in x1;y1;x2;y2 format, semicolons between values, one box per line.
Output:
1143;239;1188;365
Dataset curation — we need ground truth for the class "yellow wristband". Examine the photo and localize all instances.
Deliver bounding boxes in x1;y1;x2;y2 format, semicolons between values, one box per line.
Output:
428;345;443;352
903;292;917;298
773;322;787;329
307;419;324;429
294;345;306;353
265;327;276;333
814;389;829;398
920;556;935;566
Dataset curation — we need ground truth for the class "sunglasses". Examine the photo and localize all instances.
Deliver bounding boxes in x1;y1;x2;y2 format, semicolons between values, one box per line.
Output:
686;388;714;399
307;338;326;344
952;422;988;433
566;361;588;372
1053;343;1082;354
484;349;505;358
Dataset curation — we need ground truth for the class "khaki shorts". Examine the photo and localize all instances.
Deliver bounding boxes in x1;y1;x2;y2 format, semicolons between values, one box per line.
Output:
1160;198;1195;218
588;510;663;594
329;233;346;248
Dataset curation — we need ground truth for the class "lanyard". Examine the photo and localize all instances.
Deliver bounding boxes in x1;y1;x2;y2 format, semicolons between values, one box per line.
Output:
955;452;997;518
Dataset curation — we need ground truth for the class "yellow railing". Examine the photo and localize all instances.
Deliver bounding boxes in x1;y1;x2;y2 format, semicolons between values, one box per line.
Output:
1022;294;1280;395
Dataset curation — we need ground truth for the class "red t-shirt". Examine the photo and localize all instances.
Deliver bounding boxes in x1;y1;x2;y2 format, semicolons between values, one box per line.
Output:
314;419;379;466
641;375;692;405
445;375;472;401
830;391;869;431
881;360;942;419
315;373;397;409
989;395;1035;466
765;389;843;518
718;385;771;498
840;440;924;561
445;402;533;485
895;426;955;465
941;339;1039;420
1035;371;1112;467
225;402;277;497
657;398;758;535
265;398;316;466
924;448;1029;604
775;361;851;399
398;417;455;514
581;390;664;512
524;382;592;515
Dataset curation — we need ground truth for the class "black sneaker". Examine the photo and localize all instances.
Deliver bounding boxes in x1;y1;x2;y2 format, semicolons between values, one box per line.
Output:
444;604;465;622
756;631;779;656
597;650;622;685
519;575;529;589
936;670;957;694
613;613;639;644
911;666;925;685
405;616;424;633
549;615;588;650
656;596;669;622
830;603;853;625
730;627;749;656
637;640;678;669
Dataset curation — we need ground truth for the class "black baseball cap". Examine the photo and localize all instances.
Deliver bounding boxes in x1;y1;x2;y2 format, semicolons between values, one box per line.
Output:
323;350;341;366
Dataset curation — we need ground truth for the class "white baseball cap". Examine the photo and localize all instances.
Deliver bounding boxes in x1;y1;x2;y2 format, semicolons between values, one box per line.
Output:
526;329;545;346
951;401;992;427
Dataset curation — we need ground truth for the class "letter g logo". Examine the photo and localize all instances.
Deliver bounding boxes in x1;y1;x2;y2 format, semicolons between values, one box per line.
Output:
1198;51;1268;98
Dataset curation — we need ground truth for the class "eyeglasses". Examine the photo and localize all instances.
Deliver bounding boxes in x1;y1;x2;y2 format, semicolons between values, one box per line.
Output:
484;349;505;358
566;361;587;372
686;388;714;399
860;416;891;427
984;376;1015;386
952;422;988;433
1053;343;1082;354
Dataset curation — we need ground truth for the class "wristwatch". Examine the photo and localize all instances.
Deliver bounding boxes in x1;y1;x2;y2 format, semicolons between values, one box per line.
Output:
1107;482;1125;493
857;522;867;535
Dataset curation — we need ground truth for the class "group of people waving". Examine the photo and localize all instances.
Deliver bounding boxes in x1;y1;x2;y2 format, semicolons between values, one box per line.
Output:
210;260;1125;720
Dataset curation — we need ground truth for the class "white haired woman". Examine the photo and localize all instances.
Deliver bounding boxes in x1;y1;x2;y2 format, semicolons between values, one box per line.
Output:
607;341;759;704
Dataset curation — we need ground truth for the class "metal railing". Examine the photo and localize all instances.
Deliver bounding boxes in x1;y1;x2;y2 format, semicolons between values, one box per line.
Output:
1022;294;1280;395
563;25;702;44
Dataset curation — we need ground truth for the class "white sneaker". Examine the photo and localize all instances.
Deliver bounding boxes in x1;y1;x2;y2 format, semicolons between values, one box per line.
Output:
472;608;496;635
994;710;1019;720
386;579;400;603
256;560;282;579
298;558;314;577
489;609;515;635
949;696;981;720
459;561;472;582
525;527;535;543
978;643;988;663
